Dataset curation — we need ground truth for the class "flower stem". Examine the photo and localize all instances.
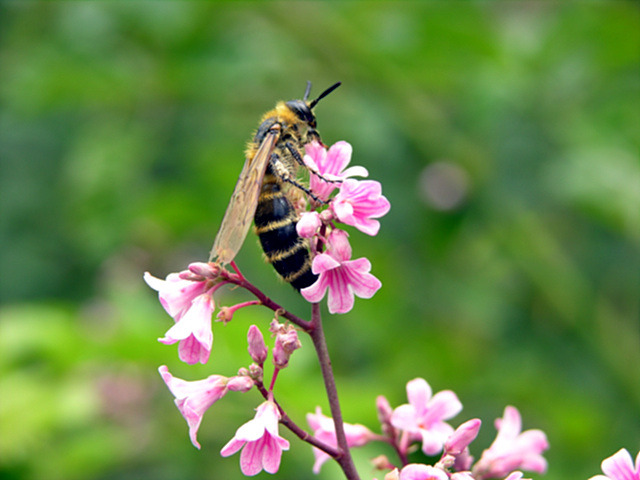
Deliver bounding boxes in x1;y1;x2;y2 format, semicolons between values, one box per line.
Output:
309;303;360;480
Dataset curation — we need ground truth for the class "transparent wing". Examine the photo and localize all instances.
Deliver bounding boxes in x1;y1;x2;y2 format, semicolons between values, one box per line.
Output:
209;129;279;264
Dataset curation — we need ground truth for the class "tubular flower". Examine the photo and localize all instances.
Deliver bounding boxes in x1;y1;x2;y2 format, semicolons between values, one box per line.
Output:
473;406;549;479
221;400;290;476
158;365;229;449
332;179;390;236
304;140;368;201
301;229;382;314
144;268;215;364
306;407;374;474
390;378;463;456
589;448;640;480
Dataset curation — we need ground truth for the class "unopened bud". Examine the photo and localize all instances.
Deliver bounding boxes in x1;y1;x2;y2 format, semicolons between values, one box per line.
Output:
227;375;254;392
320;208;334;223
247;325;268;364
296;211;322;238
216;306;233;324
248;363;263;382
376;395;393;425
444;418;481;456
178;271;205;281
371;455;394;471
272;338;289;368
188;262;219;279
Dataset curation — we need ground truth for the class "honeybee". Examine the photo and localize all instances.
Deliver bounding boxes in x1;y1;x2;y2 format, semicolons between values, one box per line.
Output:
209;82;341;290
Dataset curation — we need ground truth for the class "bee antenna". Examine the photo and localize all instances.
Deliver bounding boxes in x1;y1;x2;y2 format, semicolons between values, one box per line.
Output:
309;81;341;109
303;81;313;102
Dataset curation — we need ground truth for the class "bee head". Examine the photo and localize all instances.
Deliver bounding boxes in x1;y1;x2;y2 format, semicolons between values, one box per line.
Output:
285;81;341;128
285;99;317;128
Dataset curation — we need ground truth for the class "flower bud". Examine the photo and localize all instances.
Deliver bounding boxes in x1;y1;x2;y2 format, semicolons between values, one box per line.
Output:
227;375;254;392
445;418;481;456
296;211;322;238
371;455;394;471
248;363;263;382
188;262;219;279
376;395;393;425
216;306;233;324
247;325;268;364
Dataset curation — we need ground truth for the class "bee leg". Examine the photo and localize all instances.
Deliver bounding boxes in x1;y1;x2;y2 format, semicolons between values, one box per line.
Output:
284;141;343;186
269;152;327;204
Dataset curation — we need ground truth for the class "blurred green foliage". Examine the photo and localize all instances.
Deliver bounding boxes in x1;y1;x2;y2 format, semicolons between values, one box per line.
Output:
1;2;638;479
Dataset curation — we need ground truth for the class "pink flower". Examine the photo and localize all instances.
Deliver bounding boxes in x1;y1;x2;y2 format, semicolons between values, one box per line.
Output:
306;407;373;473
158;365;229;449
301;229;382;313
390;464;449;480
144;269;215;364
390;378;462;456
221;400;290;475
304;141;368;201
332;179;390;235
589;448;640;480
473;406;549;479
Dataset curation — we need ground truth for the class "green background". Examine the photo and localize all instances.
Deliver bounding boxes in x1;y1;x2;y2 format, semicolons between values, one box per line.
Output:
1;2;638;479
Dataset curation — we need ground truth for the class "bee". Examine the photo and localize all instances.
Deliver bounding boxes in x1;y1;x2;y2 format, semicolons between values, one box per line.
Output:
209;81;341;290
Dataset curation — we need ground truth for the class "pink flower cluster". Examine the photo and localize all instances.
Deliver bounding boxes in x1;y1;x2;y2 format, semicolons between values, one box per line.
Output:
371;378;549;480
298;141;390;314
152;314;299;475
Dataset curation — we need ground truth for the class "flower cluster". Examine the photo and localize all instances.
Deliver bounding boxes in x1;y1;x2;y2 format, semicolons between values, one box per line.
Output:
298;141;390;313
366;378;549;480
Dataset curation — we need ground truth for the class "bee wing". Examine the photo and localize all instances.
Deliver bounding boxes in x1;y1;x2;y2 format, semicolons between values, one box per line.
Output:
209;129;279;264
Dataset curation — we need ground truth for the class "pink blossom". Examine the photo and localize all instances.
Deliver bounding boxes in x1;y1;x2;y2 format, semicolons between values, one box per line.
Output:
158;365;229;449
307;407;373;473
144;269;215;364
301;229;381;313
391;464;449;480
332;179;390;235
221;401;290;475
304;141;368;201
473;406;549;479
589;448;640;480
390;378;462;456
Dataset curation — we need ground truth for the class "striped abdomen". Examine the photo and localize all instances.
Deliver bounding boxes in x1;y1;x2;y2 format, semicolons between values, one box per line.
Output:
254;173;318;291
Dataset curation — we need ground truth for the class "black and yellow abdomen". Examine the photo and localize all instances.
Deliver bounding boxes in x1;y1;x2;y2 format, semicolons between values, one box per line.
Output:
254;169;317;291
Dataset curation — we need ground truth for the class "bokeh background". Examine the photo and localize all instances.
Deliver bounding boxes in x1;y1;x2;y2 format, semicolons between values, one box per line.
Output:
1;2;638;479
